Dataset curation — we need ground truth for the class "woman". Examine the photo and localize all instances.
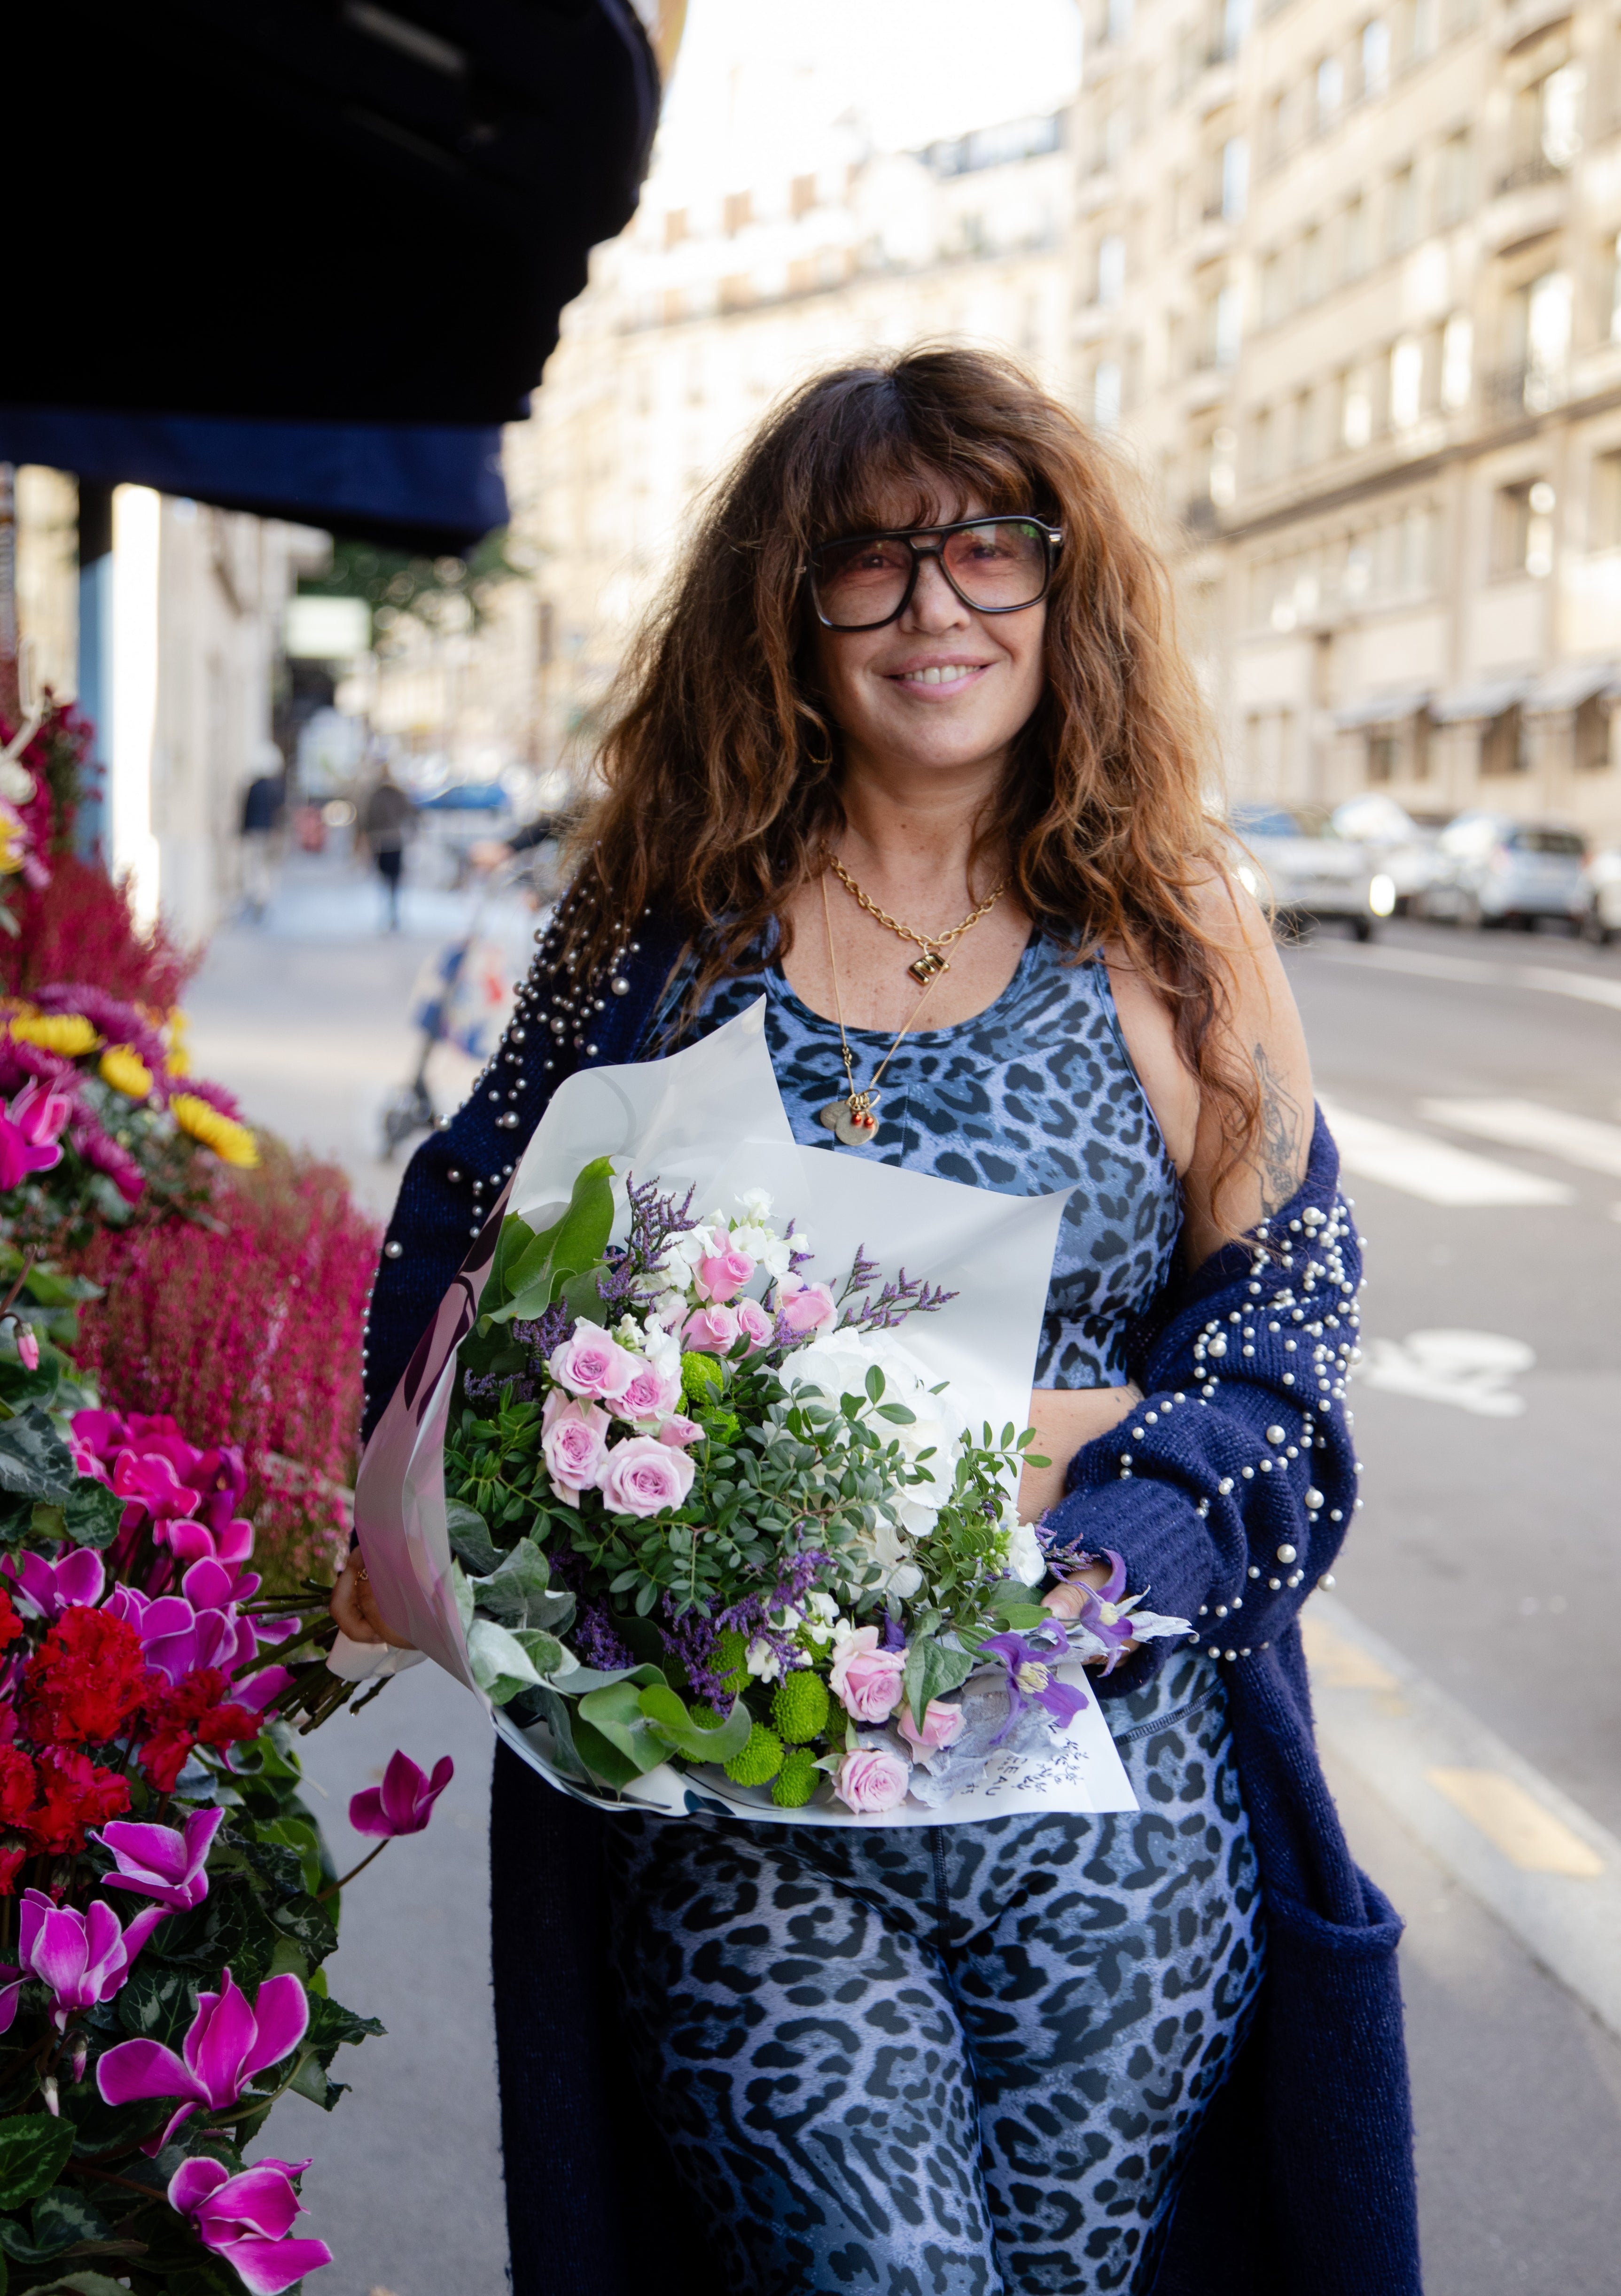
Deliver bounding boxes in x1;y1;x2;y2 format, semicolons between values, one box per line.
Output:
345;349;1418;2296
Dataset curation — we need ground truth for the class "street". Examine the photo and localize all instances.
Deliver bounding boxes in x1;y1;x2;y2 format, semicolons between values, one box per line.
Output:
187;860;1621;2296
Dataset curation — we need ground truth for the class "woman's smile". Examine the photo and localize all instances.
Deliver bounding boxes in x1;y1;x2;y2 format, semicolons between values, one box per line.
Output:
886;656;996;693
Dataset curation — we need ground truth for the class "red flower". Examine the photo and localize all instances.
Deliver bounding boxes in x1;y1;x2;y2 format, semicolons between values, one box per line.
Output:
0;1588;23;1650
0;1841;26;1896
26;1747;130;1854
139;1668;257;1793
22;1607;150;1746
0;1746;35;1832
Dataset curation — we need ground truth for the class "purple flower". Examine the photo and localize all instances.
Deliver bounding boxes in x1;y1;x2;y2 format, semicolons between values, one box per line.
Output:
975;1627;1090;1743
1;1545;105;1620
97;1965;309;2149
106;1583;257;1684
167;2155;333;2296
17;1891;166;2031
1044;1547;1141;1675
349;1750;454;1838
95;1805;225;1911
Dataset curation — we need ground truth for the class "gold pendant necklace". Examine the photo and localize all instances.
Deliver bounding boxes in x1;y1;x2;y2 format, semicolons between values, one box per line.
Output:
824;850;1007;983
814;869;945;1147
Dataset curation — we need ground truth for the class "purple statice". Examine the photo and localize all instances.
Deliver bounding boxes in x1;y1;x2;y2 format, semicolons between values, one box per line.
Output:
661;1547;837;1699
512;1301;571;1361
837;1262;958;1334
462;1369;535;1407
570;1601;634;1673
623;1173;699;1281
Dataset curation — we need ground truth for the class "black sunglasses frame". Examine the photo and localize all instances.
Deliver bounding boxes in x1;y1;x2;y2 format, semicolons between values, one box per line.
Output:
805;514;1064;632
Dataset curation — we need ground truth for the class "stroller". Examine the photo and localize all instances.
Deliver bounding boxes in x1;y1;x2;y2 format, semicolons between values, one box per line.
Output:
378;855;546;1159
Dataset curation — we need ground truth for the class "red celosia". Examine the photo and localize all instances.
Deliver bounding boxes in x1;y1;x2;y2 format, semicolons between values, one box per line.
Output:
0;1745;36;1833
0;1841;26;1896
22;1607;151;1745
0;1587;23;1650
140;1668;257;1793
27;1746;131;1853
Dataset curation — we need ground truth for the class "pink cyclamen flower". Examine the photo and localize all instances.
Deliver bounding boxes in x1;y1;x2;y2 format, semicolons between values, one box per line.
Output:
349;1749;454;1838
547;1320;639;1403
733;1298;775;1350
18;1892;166;2031
0;1079;71;1190
616;1356;682;1421
540;1392;612;1496
167;2155;334;2296
897;1698;966;1762
596;1435;696;1519
681;1303;740;1355
828;1627;907;1724
695;1245;755;1304
833;1746;911;1815
778;1277;836;1335
3;1544;106;1620
656;1414;703;1450
95;1805;226;1912
97;1966;310;2150
113;1445;203;1523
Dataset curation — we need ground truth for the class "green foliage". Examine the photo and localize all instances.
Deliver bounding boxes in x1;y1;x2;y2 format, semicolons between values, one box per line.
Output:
902;1637;976;1733
724;1724;785;1788
297;528;527;646
771;1670;831;1744
0;2121;74;2211
771;1748;821;1808
483;1163;615;1329
0;1412;76;1513
638;1684;751;1766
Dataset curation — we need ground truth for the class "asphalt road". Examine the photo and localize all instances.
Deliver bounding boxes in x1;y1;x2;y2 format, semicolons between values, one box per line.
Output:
183;863;1621;2296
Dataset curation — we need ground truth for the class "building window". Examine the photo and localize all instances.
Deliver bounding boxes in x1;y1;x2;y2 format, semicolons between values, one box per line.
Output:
1107;0;1134;43
1253;406;1277;481
1491;480;1555;577
1480;706;1526;775
1299;225;1325;303
1342;369;1373;449
722;191;752;236
1608;230;1621;343
1592;449;1621;551
1215;282;1243;367
1367;732;1398;782
1316;54;1344;129
1221;137;1249;220
1435;132;1471;225
1360;18;1391;98
719;273;754;312
1386;164;1416;254
1441;312;1473;408
663;209;688;249
790;174;818;220
1341;196;1368;280
1093;360;1123;428
1097;232;1126;307
1292;387;1317;465
1389;336;1424;428
1221;0;1252;57
1576;696;1611;770
1260;249;1285;325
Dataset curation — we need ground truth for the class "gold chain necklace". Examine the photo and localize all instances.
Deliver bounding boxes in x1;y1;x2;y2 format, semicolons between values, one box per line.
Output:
815;871;947;1147
824;850;1008;984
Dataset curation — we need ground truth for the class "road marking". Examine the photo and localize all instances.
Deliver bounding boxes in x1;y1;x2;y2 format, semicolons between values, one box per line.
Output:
1426;1768;1606;1877
1522;966;1621;1013
1420;1096;1621;1179
1299;941;1621;1011
1359;1327;1533;1417
1306;1595;1621;2039
1316;1097;1573;1205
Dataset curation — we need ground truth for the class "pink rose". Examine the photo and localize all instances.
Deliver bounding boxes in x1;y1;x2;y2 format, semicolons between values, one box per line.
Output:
733;1298;774;1350
695;1246;755;1304
547;1320;639;1403
778;1276;835;1335
828;1627;906;1724
617;1357;682;1420
896;1698;965;1761
596;1435;696;1519
657;1415;703;1449
682;1303;740;1355
832;1746;910;1815
541;1393;612;1495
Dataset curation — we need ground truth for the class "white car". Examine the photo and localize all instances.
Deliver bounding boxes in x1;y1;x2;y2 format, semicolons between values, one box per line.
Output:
1229;804;1386;940
1420;811;1587;930
1579;848;1621;945
1330;793;1436;914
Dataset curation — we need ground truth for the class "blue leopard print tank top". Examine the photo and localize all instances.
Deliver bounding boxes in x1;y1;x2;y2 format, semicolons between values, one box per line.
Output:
665;931;1183;1389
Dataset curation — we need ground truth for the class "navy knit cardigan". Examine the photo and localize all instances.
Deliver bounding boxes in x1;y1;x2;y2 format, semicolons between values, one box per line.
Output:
363;891;1422;2296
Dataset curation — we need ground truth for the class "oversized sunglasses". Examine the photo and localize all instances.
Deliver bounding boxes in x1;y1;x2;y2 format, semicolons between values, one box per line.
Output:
806;514;1063;632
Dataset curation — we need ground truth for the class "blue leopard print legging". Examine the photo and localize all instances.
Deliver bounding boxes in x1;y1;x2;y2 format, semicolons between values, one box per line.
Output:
603;1652;1264;2296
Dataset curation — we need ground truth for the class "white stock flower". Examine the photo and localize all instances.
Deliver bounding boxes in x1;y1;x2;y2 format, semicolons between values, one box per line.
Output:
745;1637;783;1683
641;1321;680;1374
737;1187;773;1222
1001;1505;1048;1588
728;1221;773;1261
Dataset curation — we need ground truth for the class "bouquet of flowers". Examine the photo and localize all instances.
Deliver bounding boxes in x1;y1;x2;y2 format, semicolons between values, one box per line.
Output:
437;1156;1188;1820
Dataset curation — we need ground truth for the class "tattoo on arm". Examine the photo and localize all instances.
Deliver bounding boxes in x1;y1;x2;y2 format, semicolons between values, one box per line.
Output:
1252;1043;1305;1217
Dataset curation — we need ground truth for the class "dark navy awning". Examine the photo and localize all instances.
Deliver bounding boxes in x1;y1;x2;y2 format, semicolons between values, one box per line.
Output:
0;407;508;555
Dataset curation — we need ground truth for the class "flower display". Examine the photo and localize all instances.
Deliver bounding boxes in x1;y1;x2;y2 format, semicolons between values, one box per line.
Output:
16;1889;166;2029
98;1965;311;2147
96;1804;226;1909
433;1161;1191;1818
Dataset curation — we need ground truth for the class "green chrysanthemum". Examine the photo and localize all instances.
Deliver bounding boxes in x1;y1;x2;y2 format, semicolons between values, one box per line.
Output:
680;1350;725;1406
771;1749;820;1809
712;1629;751;1696
772;1670;831;1745
724;1724;785;1787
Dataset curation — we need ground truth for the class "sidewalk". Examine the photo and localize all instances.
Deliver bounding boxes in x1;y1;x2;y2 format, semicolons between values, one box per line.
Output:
185;853;1621;2294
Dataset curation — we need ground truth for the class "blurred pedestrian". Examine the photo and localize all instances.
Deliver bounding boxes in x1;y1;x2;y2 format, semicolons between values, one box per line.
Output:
237;746;286;923
361;762;416;933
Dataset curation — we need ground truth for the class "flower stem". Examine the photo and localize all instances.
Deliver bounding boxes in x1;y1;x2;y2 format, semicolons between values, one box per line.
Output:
316;1838;390;1900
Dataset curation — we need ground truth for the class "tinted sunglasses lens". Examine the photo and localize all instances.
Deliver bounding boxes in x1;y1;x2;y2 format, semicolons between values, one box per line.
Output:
942;521;1049;609
811;536;913;627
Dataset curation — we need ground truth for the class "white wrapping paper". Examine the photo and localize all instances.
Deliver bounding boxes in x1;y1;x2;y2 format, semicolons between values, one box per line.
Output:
354;1000;1139;1820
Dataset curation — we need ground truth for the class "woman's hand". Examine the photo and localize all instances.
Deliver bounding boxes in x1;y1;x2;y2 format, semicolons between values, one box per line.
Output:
1018;1385;1140;1520
330;1554;418;1650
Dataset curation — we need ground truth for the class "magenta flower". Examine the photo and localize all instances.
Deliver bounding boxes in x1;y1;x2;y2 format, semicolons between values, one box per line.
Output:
1060;1548;1141;1675
0;1078;72;1190
349;1749;454;1838
97;1966;310;2148
975;1626;1091;1742
18;1891;166;2031
113;1446;203;1523
167;2155;333;2296
107;1583;257;1684
2;1544;106;1620
95;1805;226;1912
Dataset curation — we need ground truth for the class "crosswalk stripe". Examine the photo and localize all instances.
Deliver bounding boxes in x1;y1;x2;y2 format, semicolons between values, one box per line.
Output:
1420;1097;1621;1180
1300;943;1621;1011
1317;1097;1574;1206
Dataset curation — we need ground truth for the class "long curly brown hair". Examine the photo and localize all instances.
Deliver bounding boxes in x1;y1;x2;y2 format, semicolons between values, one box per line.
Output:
566;344;1256;1213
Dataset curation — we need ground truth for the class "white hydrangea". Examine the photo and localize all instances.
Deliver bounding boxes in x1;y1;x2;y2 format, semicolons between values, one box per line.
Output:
735;1187;773;1222
788;1327;966;1539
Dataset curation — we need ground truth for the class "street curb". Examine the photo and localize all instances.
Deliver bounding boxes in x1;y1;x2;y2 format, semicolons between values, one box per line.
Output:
1306;1595;1621;2040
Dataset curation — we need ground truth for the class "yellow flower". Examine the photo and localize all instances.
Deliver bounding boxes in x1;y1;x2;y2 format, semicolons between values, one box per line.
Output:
9;1014;100;1057
165;1009;192;1077
100;1046;154;1100
171;1092;259;1169
0;819;24;876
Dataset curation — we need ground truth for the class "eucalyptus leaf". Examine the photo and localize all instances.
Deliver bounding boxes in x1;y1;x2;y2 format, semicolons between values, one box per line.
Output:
467;1617;543;1703
638;1684;752;1765
511;1627;566;1679
445;1501;503;1576
471;1537;551;1626
576;1680;670;1775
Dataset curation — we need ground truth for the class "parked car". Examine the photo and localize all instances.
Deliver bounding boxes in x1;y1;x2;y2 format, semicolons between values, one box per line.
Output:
1579;847;1621;945
1330;793;1435;915
1228;803;1382;940
1419;812;1588;930
414;781;513;885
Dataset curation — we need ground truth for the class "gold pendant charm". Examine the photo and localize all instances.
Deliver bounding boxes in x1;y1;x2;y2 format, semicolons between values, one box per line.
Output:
907;947;948;985
818;1093;881;1146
